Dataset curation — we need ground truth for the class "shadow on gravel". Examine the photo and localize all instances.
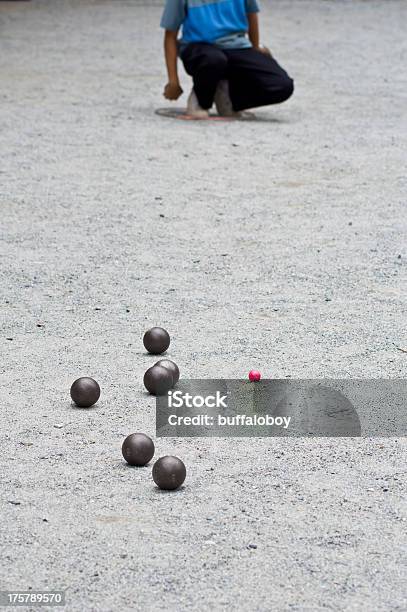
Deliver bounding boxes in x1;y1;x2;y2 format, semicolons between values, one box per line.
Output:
152;486;186;495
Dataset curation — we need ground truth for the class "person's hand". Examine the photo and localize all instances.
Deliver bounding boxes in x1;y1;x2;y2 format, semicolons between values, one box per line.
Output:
164;81;183;100
256;45;272;57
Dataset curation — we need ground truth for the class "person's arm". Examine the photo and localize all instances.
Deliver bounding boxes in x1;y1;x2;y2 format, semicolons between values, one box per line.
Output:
247;12;260;49
163;30;183;100
247;2;272;55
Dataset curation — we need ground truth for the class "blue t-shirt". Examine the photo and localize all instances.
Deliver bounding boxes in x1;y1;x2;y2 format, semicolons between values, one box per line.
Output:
160;0;260;50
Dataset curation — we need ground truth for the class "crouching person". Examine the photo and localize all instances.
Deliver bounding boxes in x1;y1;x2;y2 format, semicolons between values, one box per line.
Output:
161;0;294;118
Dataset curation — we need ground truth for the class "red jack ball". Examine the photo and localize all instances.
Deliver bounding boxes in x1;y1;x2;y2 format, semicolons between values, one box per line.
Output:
249;370;261;382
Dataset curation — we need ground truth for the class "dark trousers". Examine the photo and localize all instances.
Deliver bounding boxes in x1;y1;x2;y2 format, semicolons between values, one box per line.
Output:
181;43;294;111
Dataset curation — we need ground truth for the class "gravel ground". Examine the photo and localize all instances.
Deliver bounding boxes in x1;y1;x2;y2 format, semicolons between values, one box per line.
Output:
1;1;406;610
